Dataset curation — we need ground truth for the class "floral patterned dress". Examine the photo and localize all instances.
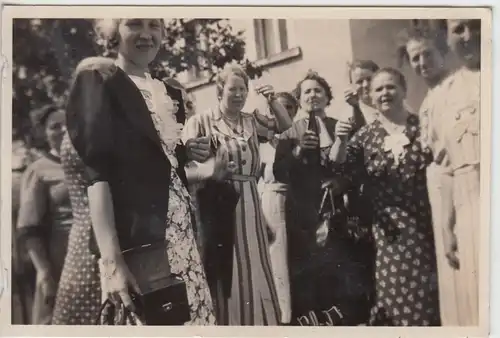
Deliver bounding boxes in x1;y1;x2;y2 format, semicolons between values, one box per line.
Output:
52;72;215;325
344;114;440;326
118;73;216;325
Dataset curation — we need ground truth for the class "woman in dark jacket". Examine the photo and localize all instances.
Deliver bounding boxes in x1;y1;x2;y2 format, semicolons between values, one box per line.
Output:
273;70;375;326
51;19;216;325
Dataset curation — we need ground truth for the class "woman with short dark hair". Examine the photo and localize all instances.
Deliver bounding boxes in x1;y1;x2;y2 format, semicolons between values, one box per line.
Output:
17;104;71;324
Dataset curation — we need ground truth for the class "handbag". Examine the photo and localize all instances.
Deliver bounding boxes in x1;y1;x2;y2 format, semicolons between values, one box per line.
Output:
97;241;191;326
197;179;240;298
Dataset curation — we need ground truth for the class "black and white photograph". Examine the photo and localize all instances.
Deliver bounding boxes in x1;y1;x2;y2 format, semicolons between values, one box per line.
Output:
0;5;492;337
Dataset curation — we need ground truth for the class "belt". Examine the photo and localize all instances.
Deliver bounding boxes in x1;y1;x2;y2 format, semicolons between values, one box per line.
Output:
229;174;258;182
452;162;480;176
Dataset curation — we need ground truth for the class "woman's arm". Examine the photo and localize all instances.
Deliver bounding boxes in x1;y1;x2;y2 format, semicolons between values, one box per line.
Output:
87;182;122;261
16;164;52;274
268;98;292;132
329;137;348;164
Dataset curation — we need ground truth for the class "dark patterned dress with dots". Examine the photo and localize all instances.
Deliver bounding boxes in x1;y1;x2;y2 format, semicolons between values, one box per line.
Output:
51;134;101;324
343;114;441;326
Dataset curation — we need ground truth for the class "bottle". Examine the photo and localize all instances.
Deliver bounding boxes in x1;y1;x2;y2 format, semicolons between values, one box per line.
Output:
304;112;321;166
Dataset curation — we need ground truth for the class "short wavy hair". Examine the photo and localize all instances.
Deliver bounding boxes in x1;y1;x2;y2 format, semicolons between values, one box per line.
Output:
292;70;333;107
396;20;449;67
370;67;408;93
215;63;249;100
93;19;166;51
348;59;380;83
30;104;61;130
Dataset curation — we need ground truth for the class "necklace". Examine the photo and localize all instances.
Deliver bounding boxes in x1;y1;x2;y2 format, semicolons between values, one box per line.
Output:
221;111;244;136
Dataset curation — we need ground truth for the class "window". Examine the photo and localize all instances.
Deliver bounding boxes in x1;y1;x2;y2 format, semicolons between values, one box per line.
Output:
253;19;289;60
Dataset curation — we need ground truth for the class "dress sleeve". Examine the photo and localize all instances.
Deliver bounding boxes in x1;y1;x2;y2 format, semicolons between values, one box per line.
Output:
272;123;302;184
253;108;278;141
17;163;48;241
66;69;114;185
182;113;205;143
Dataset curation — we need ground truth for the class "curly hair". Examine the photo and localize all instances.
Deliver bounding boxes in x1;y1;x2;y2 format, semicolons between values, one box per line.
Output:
292;70;333;107
370;67;408;93
215;63;249;100
396;20;449;68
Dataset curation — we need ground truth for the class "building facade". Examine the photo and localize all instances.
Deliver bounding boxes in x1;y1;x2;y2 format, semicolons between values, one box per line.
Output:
180;19;456;118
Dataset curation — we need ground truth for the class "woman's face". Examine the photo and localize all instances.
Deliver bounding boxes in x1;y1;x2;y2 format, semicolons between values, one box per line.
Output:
276;96;298;120
447;19;481;69
370;72;406;115
221;75;248;113
406;38;445;82
351;67;375;104
117;19;163;68
45;110;66;152
299;79;328;113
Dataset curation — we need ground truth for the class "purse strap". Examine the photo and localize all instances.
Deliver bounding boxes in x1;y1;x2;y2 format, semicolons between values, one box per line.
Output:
95;296;143;325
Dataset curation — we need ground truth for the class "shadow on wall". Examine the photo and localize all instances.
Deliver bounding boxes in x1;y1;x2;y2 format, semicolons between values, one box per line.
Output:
349;19;461;111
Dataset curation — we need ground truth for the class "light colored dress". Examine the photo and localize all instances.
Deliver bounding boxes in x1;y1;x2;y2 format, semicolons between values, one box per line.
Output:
258;141;291;324
420;66;480;326
183;106;281;325
17;153;73;324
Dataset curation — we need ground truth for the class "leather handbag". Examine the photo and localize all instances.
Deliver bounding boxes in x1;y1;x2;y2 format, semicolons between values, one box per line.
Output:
97;241;191;326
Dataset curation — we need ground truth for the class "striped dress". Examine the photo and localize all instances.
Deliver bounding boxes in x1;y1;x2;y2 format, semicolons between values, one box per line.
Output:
420;66;480;326
182;106;280;326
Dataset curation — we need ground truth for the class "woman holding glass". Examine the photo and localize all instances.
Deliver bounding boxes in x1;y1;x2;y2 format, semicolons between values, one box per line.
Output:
333;68;441;326
182;64;292;325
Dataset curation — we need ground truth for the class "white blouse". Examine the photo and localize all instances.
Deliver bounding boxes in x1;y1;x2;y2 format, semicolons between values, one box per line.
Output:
128;73;183;168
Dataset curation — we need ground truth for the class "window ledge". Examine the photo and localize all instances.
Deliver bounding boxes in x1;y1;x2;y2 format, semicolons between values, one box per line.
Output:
183;46;302;92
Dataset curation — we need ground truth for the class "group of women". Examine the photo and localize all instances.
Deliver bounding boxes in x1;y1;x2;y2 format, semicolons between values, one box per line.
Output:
14;18;481;327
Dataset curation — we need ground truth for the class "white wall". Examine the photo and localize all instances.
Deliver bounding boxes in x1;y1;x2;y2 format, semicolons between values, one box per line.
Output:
187;19;355;119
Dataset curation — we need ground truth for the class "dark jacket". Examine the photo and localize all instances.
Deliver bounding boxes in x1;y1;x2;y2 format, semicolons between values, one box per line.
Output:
66;64;188;254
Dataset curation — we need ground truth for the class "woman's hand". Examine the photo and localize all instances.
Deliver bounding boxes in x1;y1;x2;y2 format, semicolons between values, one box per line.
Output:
335;120;353;140
344;86;359;107
100;257;140;311
212;147;235;181
444;230;460;270
299;130;320;150
186;136;212;163
36;268;57;306
255;84;275;101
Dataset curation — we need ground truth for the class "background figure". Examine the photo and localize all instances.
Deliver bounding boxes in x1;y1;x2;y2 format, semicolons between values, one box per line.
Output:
344;59;380;125
16;105;71;324
335;68;441;326
274;70;372;325
258;91;299;325
418;19;481;326
400;23;459;325
12;119;43;324
183;64;292;325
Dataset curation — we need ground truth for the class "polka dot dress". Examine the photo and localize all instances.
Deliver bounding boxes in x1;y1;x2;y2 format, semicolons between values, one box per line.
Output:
51;133;102;325
345;115;441;326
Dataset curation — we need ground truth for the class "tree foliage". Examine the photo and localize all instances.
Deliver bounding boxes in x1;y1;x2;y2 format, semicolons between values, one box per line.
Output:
13;18;263;146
